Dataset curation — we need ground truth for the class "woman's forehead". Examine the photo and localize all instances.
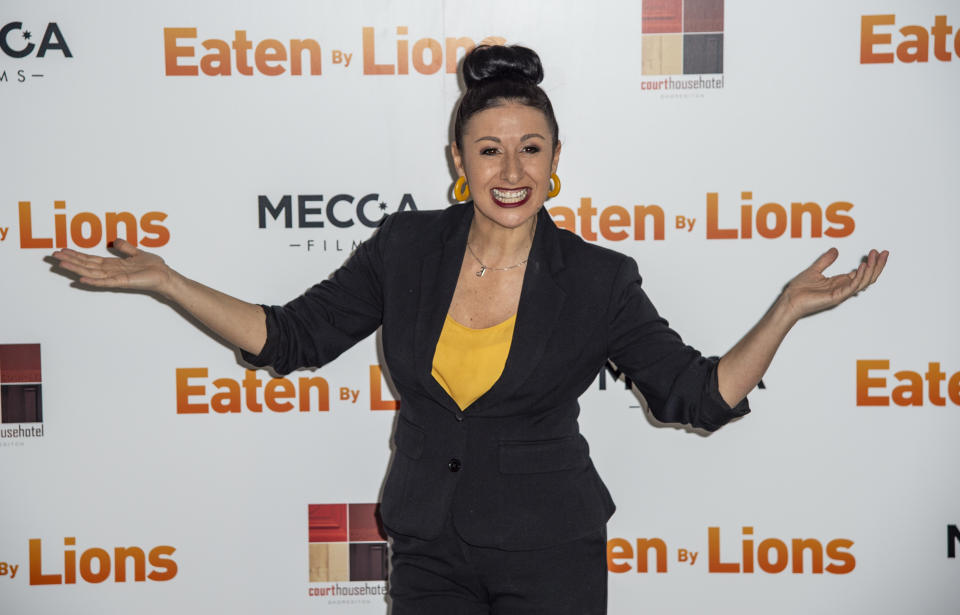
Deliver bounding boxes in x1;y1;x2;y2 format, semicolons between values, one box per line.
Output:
462;103;551;140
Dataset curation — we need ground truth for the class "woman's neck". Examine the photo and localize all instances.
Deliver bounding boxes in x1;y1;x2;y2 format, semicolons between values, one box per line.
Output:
467;208;538;266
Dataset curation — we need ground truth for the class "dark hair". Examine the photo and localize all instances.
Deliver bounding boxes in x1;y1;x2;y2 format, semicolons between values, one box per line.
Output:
454;45;559;150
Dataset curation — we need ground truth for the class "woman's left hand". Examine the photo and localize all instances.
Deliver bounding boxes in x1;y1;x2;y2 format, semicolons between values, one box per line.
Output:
781;247;889;322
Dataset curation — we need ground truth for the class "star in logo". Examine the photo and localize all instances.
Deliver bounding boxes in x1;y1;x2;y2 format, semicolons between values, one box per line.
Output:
379;202;388;211
23;30;32;40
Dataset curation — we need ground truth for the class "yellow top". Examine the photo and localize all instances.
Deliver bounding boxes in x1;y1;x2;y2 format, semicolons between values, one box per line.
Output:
431;313;516;411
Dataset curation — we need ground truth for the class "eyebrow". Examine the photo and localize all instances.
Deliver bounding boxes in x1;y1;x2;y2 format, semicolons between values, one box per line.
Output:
473;133;546;144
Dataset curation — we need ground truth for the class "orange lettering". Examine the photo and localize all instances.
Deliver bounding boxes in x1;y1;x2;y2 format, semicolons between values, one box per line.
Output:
708;527;739;572
164;28;198;76
856;360;889;406
606;538;633;573
28;539;61;585
265;378;295;412
18;201;53;248
363;27;393;74
176;368;209;414
255;39;286;76
861;15;896;63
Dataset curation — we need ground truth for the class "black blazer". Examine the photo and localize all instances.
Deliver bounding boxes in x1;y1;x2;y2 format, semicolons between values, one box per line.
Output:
244;204;748;550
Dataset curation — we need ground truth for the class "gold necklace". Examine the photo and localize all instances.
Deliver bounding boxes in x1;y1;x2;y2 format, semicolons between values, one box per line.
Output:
466;243;528;277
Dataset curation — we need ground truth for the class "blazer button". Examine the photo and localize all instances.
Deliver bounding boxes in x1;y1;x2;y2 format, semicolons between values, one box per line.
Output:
448;458;461;472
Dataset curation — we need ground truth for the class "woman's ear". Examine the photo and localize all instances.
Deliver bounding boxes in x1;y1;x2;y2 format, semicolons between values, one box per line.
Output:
451;142;465;177
551;141;562;174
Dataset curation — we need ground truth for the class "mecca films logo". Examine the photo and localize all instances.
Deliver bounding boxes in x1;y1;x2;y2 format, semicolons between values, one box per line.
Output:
257;192;419;253
0;344;44;445
308;503;389;604
640;0;724;95
0;21;72;85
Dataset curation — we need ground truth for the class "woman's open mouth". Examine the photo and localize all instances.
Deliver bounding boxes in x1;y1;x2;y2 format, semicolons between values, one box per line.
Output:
491;187;531;208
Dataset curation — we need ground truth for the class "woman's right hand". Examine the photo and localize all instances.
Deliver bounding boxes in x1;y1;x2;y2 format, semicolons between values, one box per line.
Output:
51;238;175;295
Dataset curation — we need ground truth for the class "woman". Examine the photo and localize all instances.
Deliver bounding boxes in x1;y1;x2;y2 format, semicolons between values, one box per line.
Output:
52;45;887;614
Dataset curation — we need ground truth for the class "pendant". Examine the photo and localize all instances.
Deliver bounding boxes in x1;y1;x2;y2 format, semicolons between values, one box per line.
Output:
476;267;487;277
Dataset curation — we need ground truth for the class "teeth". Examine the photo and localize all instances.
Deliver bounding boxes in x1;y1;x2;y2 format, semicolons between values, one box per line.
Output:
492;188;529;203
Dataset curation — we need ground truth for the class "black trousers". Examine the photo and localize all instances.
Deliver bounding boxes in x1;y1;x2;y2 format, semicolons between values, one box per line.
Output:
387;517;608;615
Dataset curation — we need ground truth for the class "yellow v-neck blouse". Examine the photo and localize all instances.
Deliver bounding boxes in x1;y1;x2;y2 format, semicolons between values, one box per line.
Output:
431;314;517;411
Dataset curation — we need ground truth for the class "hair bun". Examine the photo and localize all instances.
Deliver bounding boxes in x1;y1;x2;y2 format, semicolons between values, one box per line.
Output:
462;45;544;89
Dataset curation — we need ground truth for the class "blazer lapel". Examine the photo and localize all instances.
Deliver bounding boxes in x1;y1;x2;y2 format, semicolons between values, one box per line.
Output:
413;205;472;414
472;207;567;412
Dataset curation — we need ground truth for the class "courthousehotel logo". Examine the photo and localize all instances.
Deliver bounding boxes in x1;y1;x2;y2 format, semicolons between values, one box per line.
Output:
0;344;44;444
639;0;725;95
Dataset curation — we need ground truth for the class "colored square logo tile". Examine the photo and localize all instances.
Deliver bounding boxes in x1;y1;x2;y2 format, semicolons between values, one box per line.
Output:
683;33;723;74
643;0;683;33
642;34;683;75
684;0;724;33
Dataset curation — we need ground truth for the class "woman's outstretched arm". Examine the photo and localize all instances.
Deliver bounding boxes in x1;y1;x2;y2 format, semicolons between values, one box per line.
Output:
51;238;267;355
717;248;889;408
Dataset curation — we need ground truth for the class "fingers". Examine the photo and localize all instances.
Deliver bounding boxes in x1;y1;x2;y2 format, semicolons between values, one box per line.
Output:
52;248;104;267
810;247;840;274
854;249;889;293
75;274;130;288
111;238;139;257
841;259;869;298
840;249;889;297
869;250;889;285
56;258;109;280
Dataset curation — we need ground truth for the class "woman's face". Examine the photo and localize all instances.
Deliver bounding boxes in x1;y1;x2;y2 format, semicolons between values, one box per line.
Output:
452;102;560;232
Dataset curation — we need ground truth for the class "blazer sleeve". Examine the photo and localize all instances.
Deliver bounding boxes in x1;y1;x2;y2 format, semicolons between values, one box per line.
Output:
239;214;394;375
606;257;750;432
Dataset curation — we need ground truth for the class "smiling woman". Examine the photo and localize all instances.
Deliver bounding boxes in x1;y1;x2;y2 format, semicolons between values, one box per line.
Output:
50;42;887;615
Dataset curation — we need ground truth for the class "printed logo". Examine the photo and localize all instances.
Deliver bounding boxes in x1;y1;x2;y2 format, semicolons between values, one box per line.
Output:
861;15;959;63
640;0;724;95
0;344;44;445
608;526;855;574
308;503;389;605
175;365;396;414
0;21;72;85
11;200;170;249
949;525;959;558
548;191;855;243
164;27;498;77
257;192;419;253
26;537;177;585
856;360;960;407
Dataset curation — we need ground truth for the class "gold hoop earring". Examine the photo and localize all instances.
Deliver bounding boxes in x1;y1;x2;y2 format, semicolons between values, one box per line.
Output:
547;173;561;199
453;176;471;202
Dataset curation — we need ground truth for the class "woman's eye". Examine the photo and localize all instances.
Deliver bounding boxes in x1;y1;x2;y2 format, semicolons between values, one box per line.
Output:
522;145;541;154
480;148;499;156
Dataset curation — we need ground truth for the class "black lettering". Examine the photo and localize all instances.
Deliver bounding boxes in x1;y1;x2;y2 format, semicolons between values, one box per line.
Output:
1;22;35;58
298;195;324;228
356;193;384;227
18;69;25;82
599;360;633;390
397;193;418;213
326;194;354;228
37;23;72;58
949;524;959;558
258;195;292;228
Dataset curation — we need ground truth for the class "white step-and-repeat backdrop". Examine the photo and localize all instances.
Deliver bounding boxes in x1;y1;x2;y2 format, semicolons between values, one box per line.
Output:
2;1;958;613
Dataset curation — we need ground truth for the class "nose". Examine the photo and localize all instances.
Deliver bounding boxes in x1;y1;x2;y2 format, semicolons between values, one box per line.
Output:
500;151;523;184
